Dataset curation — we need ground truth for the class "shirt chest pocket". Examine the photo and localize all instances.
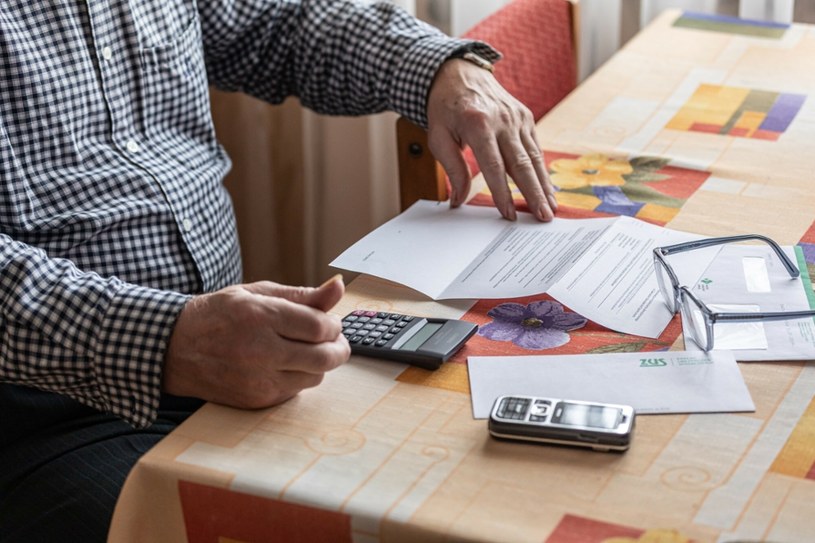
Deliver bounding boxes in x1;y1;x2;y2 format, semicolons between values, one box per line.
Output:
131;0;198;49
137;10;216;157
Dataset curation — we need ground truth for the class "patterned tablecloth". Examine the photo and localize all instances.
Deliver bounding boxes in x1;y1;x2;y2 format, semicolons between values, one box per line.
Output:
110;10;815;543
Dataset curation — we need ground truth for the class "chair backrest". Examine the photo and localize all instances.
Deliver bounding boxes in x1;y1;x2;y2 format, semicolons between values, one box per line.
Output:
397;0;579;211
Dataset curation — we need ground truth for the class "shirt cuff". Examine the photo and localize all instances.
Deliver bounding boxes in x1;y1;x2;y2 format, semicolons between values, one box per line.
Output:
92;283;191;428
389;37;501;128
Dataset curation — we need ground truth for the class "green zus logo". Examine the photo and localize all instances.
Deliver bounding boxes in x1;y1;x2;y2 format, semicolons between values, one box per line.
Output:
697;277;714;292
640;358;667;367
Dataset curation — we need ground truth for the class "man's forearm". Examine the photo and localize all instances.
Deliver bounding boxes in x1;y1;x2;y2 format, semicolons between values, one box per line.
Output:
0;235;190;428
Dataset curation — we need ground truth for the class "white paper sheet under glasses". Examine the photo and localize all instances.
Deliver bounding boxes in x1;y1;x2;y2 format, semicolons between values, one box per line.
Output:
654;234;815;359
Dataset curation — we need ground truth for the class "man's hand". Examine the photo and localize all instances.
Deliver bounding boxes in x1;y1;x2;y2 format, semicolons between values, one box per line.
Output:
427;58;557;222
162;275;350;409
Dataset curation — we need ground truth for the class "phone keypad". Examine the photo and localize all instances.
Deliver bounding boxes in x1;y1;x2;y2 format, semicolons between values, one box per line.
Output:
495;397;552;421
496;397;531;420
529;400;551;422
342;310;415;348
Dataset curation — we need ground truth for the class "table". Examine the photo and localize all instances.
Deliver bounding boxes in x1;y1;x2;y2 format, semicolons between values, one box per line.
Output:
110;10;815;542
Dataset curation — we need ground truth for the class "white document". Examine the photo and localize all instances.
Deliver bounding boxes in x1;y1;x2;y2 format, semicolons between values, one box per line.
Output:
545;215;717;337
682;245;815;360
331;200;718;337
467;351;754;419
331;200;614;300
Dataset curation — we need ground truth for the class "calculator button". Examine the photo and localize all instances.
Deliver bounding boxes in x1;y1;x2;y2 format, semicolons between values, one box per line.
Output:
375;339;388;347
350;322;364;329
402;316;414;322
377;312;389;318
370;318;383;324
362;323;376;330
357;316;370;323
368;331;381;338
362;337;375;345
375;325;389;332
351;310;366;316
349;335;363;343
356;329;369;336
342;329;354;337
529;415;547;422
344;315;358;322
389;313;403;320
363;311;378;317
383;319;395;326
395;321;408;328
383;333;395;340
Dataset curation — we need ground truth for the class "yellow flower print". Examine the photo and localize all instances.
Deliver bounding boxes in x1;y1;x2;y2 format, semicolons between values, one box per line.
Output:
550;153;634;190
603;528;690;543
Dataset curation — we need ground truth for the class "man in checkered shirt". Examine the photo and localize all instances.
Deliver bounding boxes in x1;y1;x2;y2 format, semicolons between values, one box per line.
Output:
0;0;557;539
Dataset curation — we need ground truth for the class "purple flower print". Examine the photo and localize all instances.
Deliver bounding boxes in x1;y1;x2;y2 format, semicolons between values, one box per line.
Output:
478;301;587;350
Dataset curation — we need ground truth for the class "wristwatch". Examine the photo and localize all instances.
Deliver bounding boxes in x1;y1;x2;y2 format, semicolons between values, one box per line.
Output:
456;50;495;73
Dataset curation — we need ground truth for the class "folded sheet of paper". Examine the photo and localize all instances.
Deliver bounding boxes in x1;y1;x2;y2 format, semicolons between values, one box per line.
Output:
467;351;754;419
682;244;815;360
331;200;720;337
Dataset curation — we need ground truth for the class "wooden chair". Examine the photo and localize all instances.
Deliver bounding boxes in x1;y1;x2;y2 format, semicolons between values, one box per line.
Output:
397;0;580;211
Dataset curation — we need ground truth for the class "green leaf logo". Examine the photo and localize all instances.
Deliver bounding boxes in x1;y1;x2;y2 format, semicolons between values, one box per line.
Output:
640;358;668;367
700;278;713;285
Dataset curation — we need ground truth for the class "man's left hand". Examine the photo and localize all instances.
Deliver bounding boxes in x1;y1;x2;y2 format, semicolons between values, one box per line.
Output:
426;58;557;222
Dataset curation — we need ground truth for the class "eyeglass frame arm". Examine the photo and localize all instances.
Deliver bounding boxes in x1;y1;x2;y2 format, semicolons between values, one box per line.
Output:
680;287;815;351
681;287;815;324
655;234;800;278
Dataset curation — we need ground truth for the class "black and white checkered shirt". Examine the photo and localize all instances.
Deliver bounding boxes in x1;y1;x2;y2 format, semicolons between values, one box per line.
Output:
0;1;494;428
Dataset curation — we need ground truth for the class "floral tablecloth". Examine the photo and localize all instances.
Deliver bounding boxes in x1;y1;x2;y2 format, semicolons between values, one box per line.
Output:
110;11;815;543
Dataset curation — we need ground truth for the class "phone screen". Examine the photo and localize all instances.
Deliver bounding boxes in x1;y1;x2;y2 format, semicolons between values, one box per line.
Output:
555;402;622;429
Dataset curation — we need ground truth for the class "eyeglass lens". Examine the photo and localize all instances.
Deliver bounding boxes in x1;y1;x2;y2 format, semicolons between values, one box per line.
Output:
654;258;677;313
680;292;710;350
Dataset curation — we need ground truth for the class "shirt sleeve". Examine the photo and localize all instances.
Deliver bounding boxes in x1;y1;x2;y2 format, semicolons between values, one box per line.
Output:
199;0;499;128
0;235;191;428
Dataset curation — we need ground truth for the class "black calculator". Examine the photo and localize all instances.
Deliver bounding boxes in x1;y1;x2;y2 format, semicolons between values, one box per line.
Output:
341;310;478;370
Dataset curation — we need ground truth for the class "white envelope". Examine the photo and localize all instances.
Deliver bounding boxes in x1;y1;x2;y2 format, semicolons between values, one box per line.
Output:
682;244;815;360
468;350;754;419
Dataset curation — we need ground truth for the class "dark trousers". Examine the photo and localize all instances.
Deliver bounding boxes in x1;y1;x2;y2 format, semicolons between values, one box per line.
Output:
0;384;203;542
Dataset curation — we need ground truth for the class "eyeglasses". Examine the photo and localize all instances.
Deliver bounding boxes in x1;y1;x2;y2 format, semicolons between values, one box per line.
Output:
653;235;815;351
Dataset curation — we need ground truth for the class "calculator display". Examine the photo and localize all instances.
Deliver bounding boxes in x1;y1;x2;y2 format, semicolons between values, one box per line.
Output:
399;322;442;351
341;310;477;370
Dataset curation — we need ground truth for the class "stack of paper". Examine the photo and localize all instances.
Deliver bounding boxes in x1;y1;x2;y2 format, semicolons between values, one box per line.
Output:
331;200;720;338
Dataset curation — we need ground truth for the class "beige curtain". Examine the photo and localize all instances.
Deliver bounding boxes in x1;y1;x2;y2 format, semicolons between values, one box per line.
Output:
208;1;419;289
210;92;402;289
210;90;308;285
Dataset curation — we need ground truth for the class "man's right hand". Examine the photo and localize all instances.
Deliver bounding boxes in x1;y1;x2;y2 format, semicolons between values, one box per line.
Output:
162;276;350;409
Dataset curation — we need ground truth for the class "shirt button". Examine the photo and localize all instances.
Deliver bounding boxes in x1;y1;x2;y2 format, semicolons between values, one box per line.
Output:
182;218;193;232
126;139;140;153
102;46;113;60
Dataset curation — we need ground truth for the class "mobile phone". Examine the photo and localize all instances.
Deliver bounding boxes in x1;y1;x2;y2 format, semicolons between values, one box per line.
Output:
341;310;477;370
488;395;635;452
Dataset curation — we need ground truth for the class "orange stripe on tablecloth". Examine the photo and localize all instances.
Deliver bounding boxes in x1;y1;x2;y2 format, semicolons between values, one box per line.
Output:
769;395;815;479
178;480;353;543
